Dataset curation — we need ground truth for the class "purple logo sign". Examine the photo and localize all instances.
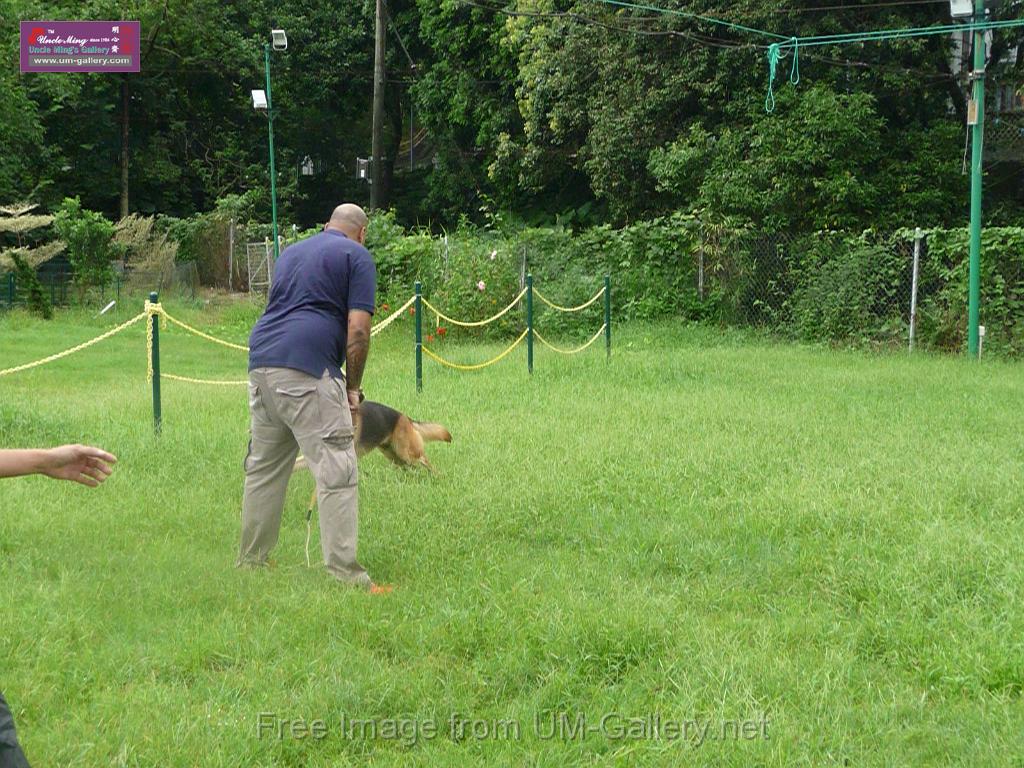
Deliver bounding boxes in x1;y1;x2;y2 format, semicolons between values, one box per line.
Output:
20;21;140;73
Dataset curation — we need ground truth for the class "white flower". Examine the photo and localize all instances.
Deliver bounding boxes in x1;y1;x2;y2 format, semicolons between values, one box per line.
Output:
476;280;486;291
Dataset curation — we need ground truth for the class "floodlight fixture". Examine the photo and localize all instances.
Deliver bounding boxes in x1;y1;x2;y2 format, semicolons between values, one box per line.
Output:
951;0;974;16
271;29;288;51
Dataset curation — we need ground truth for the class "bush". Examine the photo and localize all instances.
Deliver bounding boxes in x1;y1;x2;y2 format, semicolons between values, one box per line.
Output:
790;234;907;346
10;250;52;319
914;227;1024;356
366;212;696;339
52;197;117;292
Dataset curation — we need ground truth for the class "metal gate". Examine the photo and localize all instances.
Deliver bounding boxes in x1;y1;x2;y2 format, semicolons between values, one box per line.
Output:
247;239;275;295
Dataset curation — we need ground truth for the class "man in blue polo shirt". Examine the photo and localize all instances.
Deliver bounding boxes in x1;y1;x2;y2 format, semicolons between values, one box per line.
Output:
239;203;388;592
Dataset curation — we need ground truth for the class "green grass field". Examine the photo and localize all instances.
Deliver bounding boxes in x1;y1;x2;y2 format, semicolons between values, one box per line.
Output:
1;300;1023;766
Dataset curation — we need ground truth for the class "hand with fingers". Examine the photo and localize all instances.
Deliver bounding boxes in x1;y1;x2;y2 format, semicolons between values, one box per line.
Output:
39;444;118;487
0;445;118;487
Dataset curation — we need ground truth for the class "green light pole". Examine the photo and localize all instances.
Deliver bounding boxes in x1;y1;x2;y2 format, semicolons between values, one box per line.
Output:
967;2;985;358
264;43;279;263
259;30;287;264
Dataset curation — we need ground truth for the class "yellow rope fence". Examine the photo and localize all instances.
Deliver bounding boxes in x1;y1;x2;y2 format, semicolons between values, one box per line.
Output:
0;311;148;377
533;324;607;355
148;295;418;385
161;313;250;352
369;295;416;337
421;329;529;371
160;373;250;386
421;288;526;328
2;276;608;395
533;286;605;313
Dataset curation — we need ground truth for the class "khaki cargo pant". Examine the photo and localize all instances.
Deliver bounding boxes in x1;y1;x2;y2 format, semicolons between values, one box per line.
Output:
238;367;370;588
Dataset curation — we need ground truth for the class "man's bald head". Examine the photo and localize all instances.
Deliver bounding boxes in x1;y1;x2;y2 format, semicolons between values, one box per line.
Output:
326;204;370;244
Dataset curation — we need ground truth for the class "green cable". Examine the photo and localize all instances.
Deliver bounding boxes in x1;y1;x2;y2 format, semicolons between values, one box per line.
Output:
766;44;780;113
585;0;1024;115
593;0;789;41
765;38;799;113
764;17;1024;112
794;18;1024;48
790;37;800;85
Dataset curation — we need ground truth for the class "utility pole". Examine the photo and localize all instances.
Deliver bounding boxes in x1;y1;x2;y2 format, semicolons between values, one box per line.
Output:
967;0;985;358
120;76;129;219
371;0;386;210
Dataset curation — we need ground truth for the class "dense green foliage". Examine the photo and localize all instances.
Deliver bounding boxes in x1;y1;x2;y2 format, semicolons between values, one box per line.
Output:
2;0;1023;229
648;87;967;232
364;214;1022;354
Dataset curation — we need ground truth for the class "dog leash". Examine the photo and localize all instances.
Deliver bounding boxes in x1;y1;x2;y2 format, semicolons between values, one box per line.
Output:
305;488;317;568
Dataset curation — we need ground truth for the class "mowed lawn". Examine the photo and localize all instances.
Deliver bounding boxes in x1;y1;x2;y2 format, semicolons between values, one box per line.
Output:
1;300;1023;767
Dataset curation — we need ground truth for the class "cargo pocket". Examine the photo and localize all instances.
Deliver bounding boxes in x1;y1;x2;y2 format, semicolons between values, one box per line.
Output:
273;381;321;435
322;427;358;489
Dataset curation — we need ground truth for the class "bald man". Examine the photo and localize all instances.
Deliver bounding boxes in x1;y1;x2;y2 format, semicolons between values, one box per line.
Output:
240;204;387;592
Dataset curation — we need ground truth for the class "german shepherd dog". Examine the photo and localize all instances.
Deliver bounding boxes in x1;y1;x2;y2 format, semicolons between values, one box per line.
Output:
294;400;451;474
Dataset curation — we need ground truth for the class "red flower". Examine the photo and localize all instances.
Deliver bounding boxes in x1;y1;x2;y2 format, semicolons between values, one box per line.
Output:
426;334;435;343
437;326;448;337
408;306;415;316
381;303;390;312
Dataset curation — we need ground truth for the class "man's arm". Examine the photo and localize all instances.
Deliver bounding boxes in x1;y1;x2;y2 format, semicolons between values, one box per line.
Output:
346;309;372;406
0;445;117;487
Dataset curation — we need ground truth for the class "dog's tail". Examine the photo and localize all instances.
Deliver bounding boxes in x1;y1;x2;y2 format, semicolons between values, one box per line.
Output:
412;421;452;443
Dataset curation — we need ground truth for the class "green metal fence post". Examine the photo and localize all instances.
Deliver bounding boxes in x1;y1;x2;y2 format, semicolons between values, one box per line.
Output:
149;292;162;434
526;273;534;374
967;0;986;358
414;281;423;392
604;275;611;360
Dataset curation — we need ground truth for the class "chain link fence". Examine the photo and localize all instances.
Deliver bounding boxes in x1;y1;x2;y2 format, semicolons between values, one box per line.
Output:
703;230;917;337
4;222;1019;355
0;263;198;311
691;228;1020;354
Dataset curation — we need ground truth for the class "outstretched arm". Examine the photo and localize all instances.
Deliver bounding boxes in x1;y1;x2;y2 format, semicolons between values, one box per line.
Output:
0;445;117;487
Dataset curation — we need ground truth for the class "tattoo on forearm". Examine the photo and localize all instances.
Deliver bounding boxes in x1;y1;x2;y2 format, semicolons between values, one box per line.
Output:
346;329;370;389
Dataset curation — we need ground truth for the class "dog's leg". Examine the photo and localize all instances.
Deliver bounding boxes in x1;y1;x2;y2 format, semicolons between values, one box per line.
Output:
378;444;406;468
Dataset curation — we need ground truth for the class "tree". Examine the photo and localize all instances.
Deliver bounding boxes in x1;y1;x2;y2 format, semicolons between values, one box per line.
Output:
0;202;65;319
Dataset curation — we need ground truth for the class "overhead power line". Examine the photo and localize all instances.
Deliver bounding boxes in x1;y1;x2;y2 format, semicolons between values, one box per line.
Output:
592;0;790;40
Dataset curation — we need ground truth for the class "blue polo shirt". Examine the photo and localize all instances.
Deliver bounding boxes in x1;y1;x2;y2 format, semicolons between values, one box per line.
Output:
248;230;376;380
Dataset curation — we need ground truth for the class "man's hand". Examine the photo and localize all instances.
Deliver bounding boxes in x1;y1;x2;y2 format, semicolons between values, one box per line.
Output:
346;389;362;421
39;445;117;487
